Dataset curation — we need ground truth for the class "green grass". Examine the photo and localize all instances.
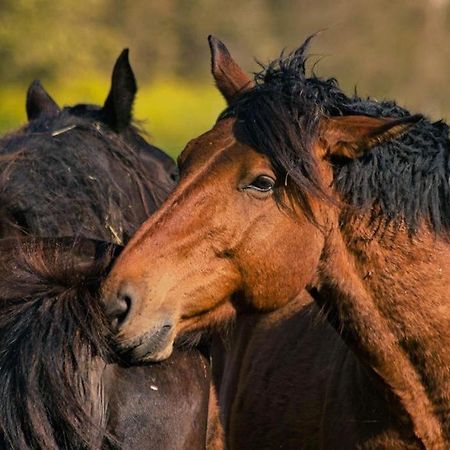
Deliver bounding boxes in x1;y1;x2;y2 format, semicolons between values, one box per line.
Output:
0;77;225;159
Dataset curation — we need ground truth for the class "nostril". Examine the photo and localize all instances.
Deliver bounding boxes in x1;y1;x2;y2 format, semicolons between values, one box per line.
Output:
117;295;131;325
105;291;133;331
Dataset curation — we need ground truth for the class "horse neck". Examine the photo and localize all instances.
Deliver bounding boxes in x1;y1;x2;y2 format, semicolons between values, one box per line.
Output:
318;216;450;448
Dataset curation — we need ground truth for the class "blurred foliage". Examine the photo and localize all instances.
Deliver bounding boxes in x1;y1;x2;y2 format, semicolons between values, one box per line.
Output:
1;0;450;155
0;77;224;158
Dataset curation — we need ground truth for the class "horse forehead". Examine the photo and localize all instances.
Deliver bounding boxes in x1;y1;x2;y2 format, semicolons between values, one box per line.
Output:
184;119;254;172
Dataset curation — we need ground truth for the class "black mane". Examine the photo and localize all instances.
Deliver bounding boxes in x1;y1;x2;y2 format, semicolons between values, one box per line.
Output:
222;36;450;232
0;107;175;242
0;238;117;450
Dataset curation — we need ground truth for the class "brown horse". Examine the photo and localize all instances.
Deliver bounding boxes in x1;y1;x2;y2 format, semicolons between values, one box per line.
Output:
104;36;450;448
0;51;222;449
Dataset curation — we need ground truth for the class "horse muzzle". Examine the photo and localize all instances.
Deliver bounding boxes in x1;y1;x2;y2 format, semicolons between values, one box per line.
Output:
114;322;175;363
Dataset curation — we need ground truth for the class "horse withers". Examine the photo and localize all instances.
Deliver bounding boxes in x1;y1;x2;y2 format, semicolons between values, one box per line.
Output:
0;50;221;449
104;36;450;449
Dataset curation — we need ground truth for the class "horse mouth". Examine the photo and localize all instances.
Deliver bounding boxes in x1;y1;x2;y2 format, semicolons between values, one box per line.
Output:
113;324;175;363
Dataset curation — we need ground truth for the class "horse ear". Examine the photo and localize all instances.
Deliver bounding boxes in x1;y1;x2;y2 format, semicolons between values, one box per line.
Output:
208;35;254;104
320;114;422;159
26;80;60;121
102;49;137;132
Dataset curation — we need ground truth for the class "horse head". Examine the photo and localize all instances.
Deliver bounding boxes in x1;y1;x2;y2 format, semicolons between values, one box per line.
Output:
102;36;419;362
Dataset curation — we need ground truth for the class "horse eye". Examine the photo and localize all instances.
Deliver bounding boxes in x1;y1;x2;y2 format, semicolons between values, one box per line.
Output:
246;175;275;193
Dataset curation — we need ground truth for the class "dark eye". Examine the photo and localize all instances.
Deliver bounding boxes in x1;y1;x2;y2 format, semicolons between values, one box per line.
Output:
246;175;275;193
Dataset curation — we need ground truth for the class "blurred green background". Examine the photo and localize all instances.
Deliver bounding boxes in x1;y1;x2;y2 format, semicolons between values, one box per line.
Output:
1;0;450;158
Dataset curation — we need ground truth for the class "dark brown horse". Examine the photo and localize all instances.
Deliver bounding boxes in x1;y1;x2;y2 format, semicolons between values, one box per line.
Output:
0;51;221;449
214;292;420;449
104;36;450;449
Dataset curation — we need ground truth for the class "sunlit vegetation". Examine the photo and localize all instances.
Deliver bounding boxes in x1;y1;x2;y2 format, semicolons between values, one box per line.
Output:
0;79;225;158
2;0;450;157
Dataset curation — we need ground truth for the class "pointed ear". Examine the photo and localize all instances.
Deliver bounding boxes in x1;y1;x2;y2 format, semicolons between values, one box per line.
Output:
208;35;254;104
319;114;423;159
102;49;137;132
26;80;60;121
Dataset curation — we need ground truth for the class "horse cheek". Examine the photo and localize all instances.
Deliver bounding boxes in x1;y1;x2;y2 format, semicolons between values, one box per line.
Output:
245;223;324;311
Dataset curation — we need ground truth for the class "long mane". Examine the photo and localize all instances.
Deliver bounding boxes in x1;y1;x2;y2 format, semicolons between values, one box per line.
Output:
0;238;117;449
222;36;450;232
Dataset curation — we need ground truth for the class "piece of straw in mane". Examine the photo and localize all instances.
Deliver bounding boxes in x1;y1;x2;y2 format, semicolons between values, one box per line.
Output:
0;112;172;243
